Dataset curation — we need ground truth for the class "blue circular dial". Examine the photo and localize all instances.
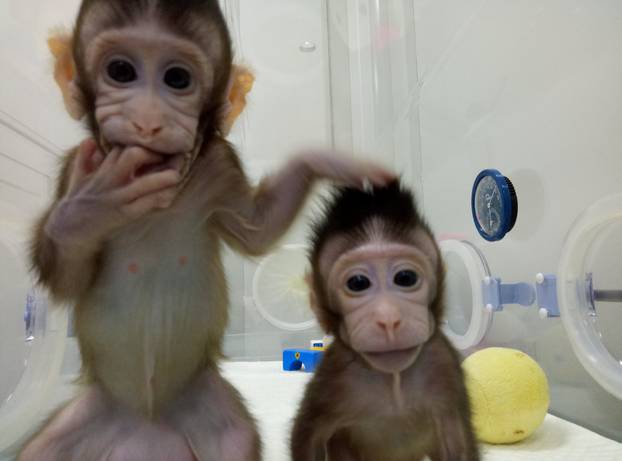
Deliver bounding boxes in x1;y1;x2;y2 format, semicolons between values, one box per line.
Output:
475;176;503;236
471;169;517;241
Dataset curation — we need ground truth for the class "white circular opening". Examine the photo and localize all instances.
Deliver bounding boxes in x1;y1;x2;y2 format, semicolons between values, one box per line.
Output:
558;193;622;400
439;240;493;350
0;234;67;453
252;244;316;331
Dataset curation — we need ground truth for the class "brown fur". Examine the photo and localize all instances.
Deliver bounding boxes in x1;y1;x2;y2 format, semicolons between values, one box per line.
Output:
47;26;254;132
291;185;479;461
22;2;394;458
24;2;258;460
24;136;268;460
292;333;479;461
71;0;233;147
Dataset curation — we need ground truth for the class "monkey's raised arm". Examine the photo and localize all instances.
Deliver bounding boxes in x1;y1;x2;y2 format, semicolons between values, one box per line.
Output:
214;149;395;256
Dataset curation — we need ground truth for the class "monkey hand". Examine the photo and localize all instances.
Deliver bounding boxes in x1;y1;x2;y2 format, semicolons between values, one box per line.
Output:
298;151;396;189
46;139;181;249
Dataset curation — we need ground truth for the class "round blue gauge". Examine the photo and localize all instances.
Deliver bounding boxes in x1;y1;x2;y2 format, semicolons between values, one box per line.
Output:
471;169;518;241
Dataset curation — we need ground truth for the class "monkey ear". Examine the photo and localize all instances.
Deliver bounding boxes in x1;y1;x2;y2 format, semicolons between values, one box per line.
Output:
305;272;319;312
48;29;86;121
221;64;255;134
306;272;334;334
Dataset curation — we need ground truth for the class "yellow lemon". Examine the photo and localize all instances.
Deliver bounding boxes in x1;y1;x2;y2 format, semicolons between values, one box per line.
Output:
463;347;549;444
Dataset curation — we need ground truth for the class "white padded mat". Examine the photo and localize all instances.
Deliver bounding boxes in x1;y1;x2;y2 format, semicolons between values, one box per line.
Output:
222;361;622;461
3;361;619;461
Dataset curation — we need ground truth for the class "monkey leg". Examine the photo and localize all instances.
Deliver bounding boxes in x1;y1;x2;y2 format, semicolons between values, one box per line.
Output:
326;434;360;461
18;385;196;461
165;369;262;461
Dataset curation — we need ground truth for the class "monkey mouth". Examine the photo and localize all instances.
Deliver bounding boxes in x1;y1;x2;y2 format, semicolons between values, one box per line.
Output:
361;345;421;373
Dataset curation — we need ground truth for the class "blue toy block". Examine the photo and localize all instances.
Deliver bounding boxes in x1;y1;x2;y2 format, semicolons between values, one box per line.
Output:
282;348;324;373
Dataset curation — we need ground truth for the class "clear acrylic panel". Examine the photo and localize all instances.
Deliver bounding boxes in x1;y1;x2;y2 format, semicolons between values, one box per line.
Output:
583;220;622;362
0;239;32;407
444;251;474;336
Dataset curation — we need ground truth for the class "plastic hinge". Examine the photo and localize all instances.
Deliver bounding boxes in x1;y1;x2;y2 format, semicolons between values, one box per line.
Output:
482;277;536;312
535;273;560;318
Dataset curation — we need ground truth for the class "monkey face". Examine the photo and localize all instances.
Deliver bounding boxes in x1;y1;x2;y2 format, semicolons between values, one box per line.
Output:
86;24;212;157
77;19;225;181
327;237;438;374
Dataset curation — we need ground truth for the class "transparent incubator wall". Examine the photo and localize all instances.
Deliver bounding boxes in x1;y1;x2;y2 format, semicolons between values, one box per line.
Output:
1;0;621;456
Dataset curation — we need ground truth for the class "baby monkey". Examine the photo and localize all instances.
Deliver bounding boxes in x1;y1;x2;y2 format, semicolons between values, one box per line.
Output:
292;182;480;461
19;1;394;460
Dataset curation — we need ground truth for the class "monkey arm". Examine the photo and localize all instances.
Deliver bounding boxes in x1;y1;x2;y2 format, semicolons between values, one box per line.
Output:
215;154;314;256
292;406;363;461
431;409;480;461
30;146;101;302
31;141;180;301
290;359;358;461
215;151;395;256
31;208;102;303
291;409;335;461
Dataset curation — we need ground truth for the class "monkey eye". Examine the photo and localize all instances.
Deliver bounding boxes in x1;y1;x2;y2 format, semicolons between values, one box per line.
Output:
394;270;419;288
346;274;371;293
164;67;192;90
107;59;137;83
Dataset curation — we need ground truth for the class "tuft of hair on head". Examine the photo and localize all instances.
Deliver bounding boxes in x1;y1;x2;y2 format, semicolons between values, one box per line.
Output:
310;180;430;260
306;180;435;334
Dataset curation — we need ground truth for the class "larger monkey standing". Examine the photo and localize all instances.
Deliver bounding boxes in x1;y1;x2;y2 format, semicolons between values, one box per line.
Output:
19;1;394;460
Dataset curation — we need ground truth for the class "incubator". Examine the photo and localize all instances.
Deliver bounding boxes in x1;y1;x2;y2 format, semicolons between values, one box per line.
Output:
1;1;621;459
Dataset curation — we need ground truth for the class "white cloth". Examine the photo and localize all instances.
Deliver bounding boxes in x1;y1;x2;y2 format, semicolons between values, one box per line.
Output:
222;361;622;461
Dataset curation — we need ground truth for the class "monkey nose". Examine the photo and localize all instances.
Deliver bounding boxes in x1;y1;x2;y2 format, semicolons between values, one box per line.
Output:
376;319;402;342
132;121;163;137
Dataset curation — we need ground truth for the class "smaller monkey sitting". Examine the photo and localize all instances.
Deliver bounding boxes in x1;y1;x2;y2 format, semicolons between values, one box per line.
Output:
292;182;480;461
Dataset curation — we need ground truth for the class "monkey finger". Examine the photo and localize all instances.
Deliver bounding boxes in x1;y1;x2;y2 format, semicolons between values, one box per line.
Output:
357;163;397;188
69;139;99;185
300;151;397;189
329;162;396;189
115;170;181;203
89;150;105;173
80;139;106;175
119;186;179;219
333;160;396;189
95;145;123;177
112;146;165;184
87;146;125;192
93;146;154;188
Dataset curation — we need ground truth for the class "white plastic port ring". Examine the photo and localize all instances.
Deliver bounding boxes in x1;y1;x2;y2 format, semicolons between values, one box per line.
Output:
439;240;493;350
558;193;622;401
